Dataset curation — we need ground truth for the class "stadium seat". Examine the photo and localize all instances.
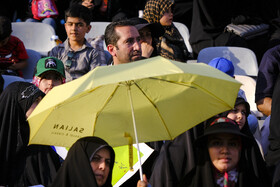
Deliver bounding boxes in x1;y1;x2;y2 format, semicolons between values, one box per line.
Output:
85;22;110;50
2;75;26;89
22;49;41;81
11;22;57;56
173;22;193;54
197;46;259;77
235;75;263;118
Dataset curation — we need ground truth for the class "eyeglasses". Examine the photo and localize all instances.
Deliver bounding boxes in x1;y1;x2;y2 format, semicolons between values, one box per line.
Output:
65;51;74;69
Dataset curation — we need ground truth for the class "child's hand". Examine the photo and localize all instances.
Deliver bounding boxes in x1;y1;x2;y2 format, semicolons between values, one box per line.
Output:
141;42;154;58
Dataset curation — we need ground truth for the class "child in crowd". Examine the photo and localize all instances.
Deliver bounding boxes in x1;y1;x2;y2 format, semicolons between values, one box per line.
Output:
49;4;105;82
208;57;259;134
25;0;59;30
32;57;65;94
0;16;28;77
143;0;190;62
129;17;164;58
178;117;271;187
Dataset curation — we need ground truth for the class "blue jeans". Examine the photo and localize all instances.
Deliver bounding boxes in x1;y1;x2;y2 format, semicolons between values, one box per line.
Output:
25;17;56;30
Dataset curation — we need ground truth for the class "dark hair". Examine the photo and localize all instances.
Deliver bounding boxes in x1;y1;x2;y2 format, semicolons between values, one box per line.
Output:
65;4;92;25
104;20;135;46
0;16;12;41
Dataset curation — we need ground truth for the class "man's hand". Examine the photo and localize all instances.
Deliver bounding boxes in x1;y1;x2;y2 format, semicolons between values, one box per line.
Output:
256;97;272;116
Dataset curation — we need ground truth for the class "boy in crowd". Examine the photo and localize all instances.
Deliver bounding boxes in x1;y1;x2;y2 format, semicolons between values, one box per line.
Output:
32;57;65;94
0;16;28;77
49;4;105;82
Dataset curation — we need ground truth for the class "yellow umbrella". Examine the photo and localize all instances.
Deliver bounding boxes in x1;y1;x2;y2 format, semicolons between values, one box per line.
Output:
28;56;241;180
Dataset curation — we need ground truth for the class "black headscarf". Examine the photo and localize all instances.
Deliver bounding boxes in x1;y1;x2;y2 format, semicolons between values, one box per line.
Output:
149;123;204;187
219;97;271;186
0;81;45;185
51;136;115;187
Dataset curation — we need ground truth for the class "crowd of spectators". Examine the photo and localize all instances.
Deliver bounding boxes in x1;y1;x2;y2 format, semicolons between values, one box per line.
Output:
1;0;280;186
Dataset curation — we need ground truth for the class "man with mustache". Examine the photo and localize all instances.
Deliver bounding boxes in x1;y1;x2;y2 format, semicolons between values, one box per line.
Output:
105;20;142;65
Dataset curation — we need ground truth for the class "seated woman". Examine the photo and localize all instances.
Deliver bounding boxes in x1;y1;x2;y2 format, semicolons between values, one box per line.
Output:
143;0;190;62
178;117;271;187
0;82;61;186
51;136;115;187
51;136;148;187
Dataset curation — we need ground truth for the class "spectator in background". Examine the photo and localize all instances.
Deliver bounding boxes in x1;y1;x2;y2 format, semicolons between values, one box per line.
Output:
71;0;146;22
129;17;164;58
32;57;65;94
208;57;259;134
255;44;280;117
0;16;28;77
143;0;190;62
189;0;277;61
70;0;109;21
105;20;142;65
24;0;59;31
0;0;29;22
173;0;193;30
49;4;104;82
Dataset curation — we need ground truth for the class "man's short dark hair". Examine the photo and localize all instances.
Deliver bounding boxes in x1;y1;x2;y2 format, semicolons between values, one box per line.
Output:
0;16;12;41
104;20;135;47
65;4;92;25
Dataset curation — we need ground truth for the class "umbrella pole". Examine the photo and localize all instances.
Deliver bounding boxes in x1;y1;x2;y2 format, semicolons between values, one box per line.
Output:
127;86;144;181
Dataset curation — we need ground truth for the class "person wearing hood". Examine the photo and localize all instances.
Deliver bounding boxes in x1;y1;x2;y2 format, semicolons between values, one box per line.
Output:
178;117;271;187
129;17;164;58
51;136;115;187
51;136;149;187
0;82;61;186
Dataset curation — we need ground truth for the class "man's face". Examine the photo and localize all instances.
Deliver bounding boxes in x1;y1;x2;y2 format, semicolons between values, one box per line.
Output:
38;71;63;94
108;26;142;65
65;17;91;43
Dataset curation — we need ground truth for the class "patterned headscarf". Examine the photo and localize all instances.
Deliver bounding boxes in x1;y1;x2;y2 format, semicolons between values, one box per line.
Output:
143;0;189;62
143;0;173;23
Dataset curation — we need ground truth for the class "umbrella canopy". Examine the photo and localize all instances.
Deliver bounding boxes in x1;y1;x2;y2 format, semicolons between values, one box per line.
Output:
28;56;241;148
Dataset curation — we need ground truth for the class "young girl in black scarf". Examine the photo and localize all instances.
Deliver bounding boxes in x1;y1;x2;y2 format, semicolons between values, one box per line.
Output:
219;97;271;185
0;82;61;186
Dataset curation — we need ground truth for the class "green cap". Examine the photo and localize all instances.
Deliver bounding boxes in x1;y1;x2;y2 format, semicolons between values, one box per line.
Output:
35;57;65;78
